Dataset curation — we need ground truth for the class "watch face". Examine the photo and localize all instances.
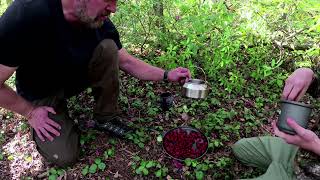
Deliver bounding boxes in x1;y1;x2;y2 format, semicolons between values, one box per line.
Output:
164;71;169;81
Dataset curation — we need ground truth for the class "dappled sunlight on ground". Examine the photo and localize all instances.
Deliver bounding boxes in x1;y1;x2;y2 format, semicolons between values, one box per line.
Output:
2;130;44;179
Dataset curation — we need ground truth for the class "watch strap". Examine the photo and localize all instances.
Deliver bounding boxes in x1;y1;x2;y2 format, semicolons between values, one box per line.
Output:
163;70;169;82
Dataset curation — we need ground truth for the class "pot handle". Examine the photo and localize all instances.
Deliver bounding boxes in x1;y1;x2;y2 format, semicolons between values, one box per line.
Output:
194;66;207;83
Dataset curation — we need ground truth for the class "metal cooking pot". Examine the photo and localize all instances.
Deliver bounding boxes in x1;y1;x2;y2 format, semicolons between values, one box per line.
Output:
277;100;312;135
182;67;210;99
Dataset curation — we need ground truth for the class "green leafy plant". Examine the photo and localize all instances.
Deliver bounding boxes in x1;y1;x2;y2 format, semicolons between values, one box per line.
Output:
104;147;115;159
82;158;106;176
154;163;169;178
94;158;107;171
184;159;214;179
80;131;96;145
135;161;155;175
5;112;14;119
0;131;5;146
0;0;318;179
81;165;89;176
17;121;29;133
48;168;64;180
132;99;144;109
215;157;232;169
146;106;159;117
131;156;168;177
126;129;151;148
108;138;117;145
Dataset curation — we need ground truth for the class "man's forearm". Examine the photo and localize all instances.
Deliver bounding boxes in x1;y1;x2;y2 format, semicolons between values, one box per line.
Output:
0;84;34;118
121;58;165;81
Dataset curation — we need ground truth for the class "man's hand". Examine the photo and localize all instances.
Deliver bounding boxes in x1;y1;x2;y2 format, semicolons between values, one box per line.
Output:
273;118;320;155
282;68;314;101
27;106;61;142
168;67;191;84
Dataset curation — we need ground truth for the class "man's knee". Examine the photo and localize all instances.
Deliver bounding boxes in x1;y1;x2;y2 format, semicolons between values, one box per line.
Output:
232;138;249;151
52;147;80;167
99;39;118;56
232;137;262;160
37;139;80;167
90;39;119;72
33;117;80;167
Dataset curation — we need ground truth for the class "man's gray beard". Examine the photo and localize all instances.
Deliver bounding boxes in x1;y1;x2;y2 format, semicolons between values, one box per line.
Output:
74;0;104;28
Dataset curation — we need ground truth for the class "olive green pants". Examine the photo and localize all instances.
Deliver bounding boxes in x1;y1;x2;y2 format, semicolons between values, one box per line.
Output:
232;136;299;180
31;39;120;167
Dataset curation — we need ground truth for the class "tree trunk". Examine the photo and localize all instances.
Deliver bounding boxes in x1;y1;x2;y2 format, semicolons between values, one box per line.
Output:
153;0;165;31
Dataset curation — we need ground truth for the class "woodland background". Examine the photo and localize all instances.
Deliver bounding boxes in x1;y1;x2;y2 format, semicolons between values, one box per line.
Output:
0;0;320;179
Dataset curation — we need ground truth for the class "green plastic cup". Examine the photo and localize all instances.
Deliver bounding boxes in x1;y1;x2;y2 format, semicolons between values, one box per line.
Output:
277;100;312;135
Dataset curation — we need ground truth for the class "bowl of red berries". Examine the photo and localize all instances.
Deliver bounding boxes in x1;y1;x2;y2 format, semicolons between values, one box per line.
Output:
163;126;209;161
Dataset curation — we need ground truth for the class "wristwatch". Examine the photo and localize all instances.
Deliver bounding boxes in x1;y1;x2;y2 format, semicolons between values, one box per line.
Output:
163;70;169;82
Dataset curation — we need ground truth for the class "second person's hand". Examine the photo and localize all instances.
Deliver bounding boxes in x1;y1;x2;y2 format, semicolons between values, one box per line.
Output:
272;118;320;155
282;68;314;101
27;106;61;142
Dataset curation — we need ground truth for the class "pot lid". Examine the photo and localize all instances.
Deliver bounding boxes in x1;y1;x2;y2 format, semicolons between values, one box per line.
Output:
183;79;208;90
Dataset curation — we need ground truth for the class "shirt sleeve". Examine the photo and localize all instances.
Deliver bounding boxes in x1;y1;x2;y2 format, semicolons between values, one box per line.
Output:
0;0;49;67
100;18;123;50
0;0;27;67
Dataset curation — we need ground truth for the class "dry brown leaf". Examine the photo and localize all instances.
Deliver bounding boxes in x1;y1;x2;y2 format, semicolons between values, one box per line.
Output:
114;171;122;178
181;113;189;121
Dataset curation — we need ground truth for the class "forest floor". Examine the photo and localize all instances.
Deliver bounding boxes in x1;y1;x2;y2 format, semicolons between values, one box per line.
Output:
1;73;320;180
